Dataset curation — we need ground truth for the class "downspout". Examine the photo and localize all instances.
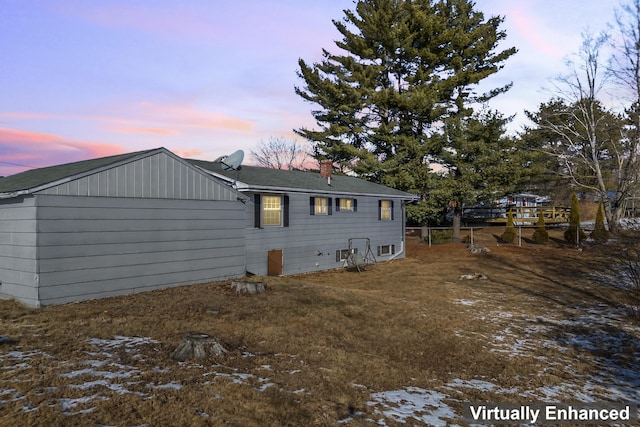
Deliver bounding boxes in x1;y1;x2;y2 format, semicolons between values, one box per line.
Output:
389;200;407;260
35;194;41;308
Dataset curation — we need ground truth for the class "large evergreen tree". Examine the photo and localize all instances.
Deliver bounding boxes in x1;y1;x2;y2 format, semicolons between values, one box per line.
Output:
295;0;517;224
430;108;541;234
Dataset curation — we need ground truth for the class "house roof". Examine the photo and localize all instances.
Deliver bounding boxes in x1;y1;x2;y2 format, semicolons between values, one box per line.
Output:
188;159;418;199
0;148;418;201
0;149;159;194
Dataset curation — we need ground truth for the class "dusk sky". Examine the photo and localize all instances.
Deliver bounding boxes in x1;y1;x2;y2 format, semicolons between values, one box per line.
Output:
0;0;619;176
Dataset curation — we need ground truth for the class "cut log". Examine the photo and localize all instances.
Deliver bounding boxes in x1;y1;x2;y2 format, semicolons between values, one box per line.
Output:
170;332;228;361
230;281;266;295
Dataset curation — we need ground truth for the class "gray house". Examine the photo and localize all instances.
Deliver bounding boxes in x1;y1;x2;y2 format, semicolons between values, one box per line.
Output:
0;148;247;307
0;148;417;307
189;159;418;276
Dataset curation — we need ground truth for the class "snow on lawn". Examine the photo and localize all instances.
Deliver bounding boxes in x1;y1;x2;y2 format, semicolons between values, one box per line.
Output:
367;387;460;426
364;301;640;425
2;300;639;424
455;301;640;403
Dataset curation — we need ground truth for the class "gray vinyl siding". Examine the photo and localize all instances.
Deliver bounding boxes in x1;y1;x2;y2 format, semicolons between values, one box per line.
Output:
36;151;239;201
0;196;39;306
245;192;405;276
34;195;245;306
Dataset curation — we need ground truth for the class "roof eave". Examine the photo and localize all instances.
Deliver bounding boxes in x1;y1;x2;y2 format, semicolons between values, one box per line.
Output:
240;184;418;200
195;165;419;200
0;190;31;199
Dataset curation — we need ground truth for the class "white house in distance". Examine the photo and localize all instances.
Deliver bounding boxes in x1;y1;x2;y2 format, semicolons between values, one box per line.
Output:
496;193;551;208
0;148;418;307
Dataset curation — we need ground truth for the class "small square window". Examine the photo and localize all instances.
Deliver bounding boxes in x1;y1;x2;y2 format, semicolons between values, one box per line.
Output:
337;248;358;262
377;245;395;256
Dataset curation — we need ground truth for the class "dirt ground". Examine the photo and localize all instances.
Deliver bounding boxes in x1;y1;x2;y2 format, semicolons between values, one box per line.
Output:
1;227;639;426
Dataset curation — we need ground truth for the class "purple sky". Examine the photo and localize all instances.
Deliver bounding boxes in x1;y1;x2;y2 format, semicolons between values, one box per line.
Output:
0;0;617;176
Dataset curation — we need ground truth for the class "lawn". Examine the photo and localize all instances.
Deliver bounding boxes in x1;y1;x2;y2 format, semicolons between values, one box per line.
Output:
1;228;639;426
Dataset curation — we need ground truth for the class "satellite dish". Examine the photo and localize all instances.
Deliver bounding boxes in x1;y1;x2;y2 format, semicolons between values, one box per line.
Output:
220;150;244;171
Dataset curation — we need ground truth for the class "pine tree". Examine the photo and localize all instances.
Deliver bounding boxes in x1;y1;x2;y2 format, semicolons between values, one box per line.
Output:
564;193;587;244
590;201;608;243
532;210;549;244
295;0;517;224
501;210;517;243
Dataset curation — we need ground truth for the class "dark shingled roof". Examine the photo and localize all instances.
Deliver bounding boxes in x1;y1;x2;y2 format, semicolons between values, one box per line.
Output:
188;159;417;199
0;149;157;194
0;148;417;200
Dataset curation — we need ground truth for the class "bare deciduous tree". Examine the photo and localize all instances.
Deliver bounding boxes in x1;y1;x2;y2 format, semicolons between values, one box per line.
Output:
528;31;634;232
250;137;311;170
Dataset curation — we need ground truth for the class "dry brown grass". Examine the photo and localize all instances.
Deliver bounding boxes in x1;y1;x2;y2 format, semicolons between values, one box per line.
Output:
1;228;638;426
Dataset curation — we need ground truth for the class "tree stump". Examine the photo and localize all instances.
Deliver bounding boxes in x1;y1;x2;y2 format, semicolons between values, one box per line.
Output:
170;332;228;361
230;281;265;295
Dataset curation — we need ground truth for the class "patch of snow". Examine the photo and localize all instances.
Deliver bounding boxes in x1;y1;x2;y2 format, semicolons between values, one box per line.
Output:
454;299;478;306
86;336;159;350
62;367;138;380
368;387;460;426
446;378;497;392
57;394;105;410
148;382;182;391
70;380;140;395
258;382;276;392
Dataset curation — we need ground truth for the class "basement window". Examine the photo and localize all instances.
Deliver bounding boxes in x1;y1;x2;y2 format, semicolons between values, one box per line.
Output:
377;245;395;256
336;248;358;262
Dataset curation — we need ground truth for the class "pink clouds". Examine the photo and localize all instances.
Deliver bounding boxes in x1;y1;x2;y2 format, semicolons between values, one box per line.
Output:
503;5;569;58
0;127;125;176
104;126;180;136
170;147;205;159
135;102;254;133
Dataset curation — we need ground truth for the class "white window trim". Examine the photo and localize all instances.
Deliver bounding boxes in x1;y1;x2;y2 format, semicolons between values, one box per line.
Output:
262;195;283;226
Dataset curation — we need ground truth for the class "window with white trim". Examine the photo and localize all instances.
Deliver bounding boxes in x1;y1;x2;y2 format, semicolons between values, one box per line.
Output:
377;244;395;256
310;197;332;216
254;194;289;228
336;198;357;212
336;248;358;262
262;195;282;225
315;197;328;215
379;200;393;220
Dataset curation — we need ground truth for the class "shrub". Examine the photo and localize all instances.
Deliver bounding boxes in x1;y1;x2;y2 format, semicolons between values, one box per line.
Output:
532;212;549;244
425;229;454;245
564;193;587;244
501;210;517;243
603;236;640;318
590;202;609;243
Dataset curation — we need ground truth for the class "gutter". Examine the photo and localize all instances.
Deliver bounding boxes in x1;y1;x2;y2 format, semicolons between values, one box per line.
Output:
199;170;418;200
0;190;32;199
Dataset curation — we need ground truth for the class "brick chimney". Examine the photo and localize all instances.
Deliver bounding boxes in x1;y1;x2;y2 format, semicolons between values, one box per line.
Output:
319;160;332;184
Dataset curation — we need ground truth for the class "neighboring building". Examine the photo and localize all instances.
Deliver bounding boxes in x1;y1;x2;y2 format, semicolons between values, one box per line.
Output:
463;193;553;222
0;148;418;307
496;193;551;208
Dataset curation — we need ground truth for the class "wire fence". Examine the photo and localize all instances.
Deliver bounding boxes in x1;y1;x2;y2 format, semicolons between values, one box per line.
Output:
407;225;593;248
